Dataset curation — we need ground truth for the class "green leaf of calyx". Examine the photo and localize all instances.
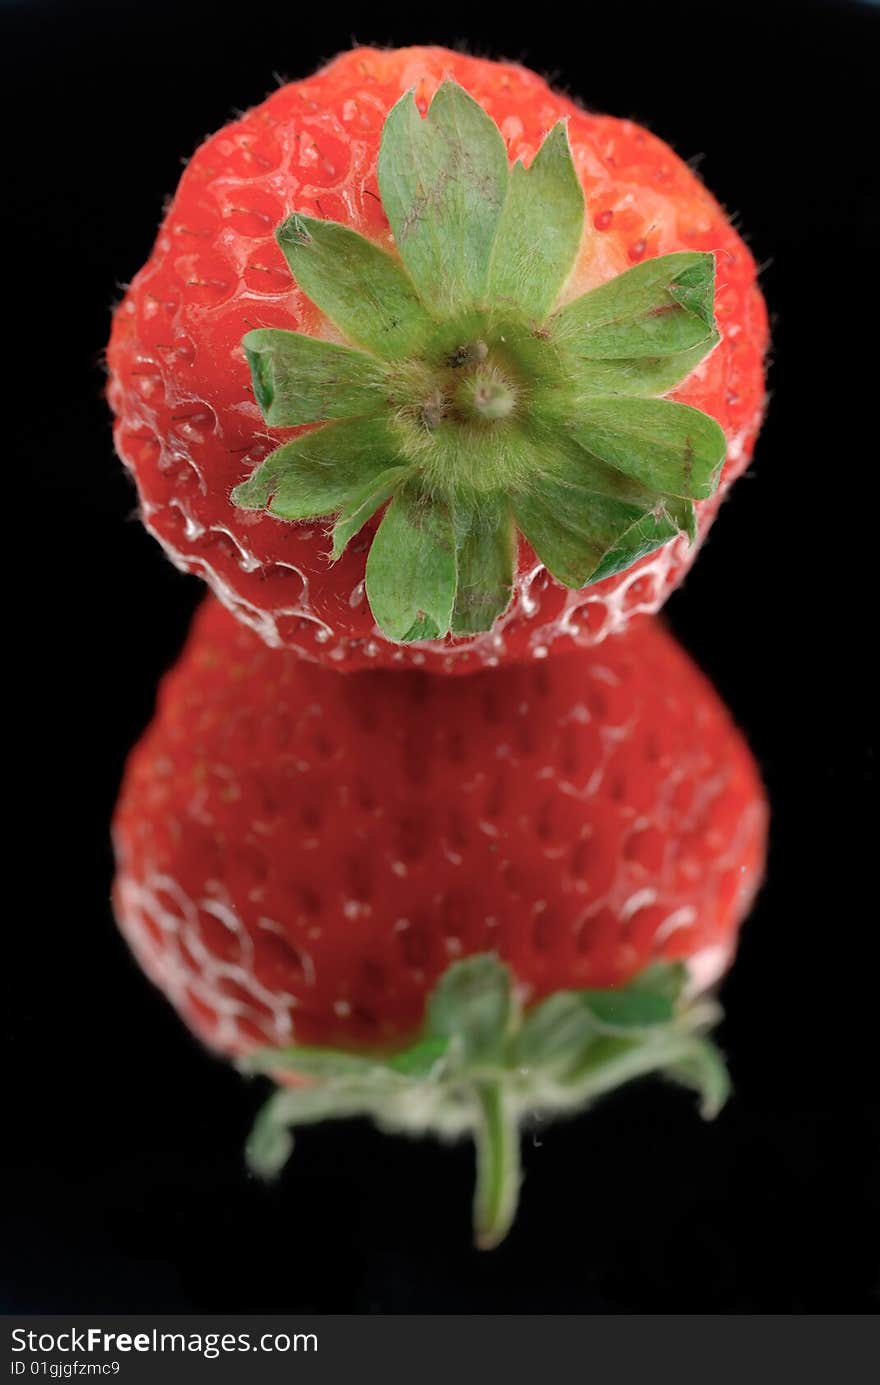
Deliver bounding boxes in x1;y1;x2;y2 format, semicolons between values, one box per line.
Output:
488;122;585;321
427;954;513;1063
365;489;458;641
231;417;402;520
378;80;509;316
568;397;726;501
562;342;715;399
664;1036;731;1118
512;474;689;589
578;987;675;1031
514;992;600;1068
243;328;389;427
552;250;719;364
241;1044;405;1082
330;465;412;561
628;960;690;1004
246;1086;382;1179
276;213;433;361
451;503;516;635
385;1035;450;1078
514;962;685;1069
588;495;696;583
244;1032;451;1085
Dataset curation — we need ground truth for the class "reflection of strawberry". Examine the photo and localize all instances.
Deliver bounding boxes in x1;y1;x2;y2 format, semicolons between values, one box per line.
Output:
107;46;767;674
113;599;766;1246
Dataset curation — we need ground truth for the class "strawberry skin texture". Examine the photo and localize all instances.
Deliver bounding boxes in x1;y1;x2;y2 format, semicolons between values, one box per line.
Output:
112;599;767;1058
106;46;768;674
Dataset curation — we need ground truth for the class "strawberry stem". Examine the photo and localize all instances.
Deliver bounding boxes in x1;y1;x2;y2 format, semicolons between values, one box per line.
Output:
472;1080;521;1251
456;368;519;424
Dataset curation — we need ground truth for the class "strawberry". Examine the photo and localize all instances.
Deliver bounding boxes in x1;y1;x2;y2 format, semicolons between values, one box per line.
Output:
107;45;767;674
112;598;767;1245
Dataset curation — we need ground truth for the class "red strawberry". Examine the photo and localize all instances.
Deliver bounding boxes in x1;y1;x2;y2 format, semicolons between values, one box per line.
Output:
107;46;767;674
113;598;766;1245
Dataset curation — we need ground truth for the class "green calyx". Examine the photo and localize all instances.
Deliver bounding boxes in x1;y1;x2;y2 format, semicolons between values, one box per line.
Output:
242;956;729;1250
232;81;724;644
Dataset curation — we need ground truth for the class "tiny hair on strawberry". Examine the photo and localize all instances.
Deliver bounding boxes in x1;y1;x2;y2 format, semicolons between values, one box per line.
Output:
107;45;767;674
112;599;767;1247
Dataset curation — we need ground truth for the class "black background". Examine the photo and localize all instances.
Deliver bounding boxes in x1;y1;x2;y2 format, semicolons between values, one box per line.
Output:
6;0;878;1313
